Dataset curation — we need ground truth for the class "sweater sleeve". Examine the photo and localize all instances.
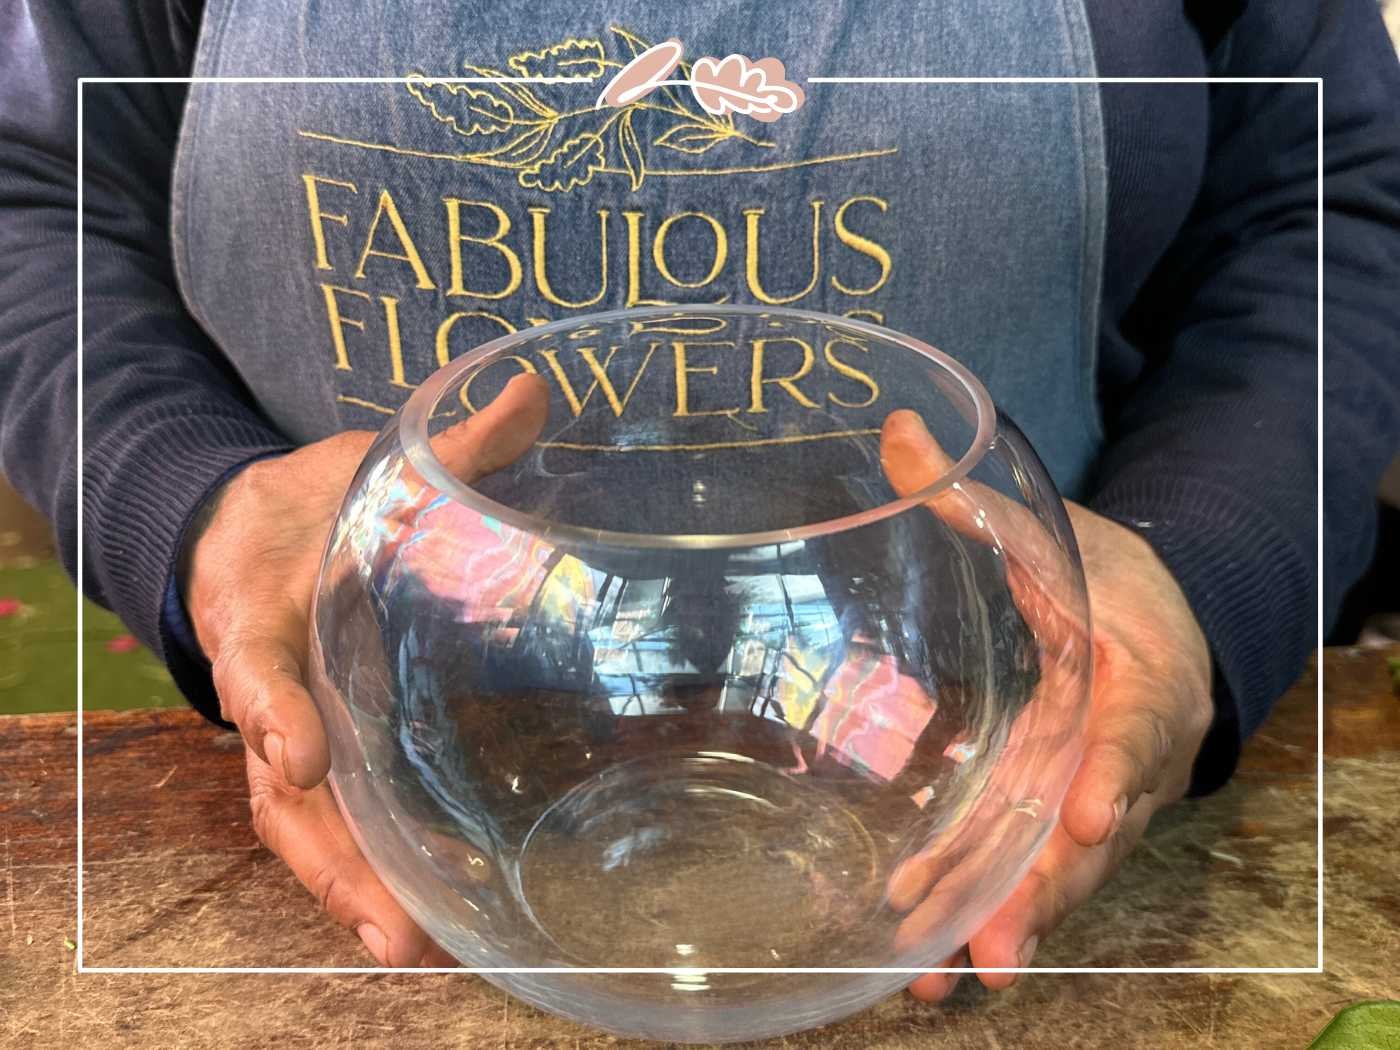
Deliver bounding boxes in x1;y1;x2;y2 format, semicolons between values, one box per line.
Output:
1089;0;1400;794
0;0;294;718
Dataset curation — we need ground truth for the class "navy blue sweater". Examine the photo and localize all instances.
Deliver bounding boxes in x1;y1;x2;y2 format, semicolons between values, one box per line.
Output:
1;0;1398;795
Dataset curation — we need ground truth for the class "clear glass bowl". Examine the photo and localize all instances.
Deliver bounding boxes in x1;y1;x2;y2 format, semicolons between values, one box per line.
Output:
309;306;1091;1043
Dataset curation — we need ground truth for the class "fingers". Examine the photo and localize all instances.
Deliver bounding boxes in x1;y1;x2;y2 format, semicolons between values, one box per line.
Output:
879;410;1084;654
891;803;1040;956
245;747;454;968
888;670;1076;936
431;372;550;482
901;778;1153;996
213;598;329;790
908;948;968;1003
887;838;951;914
887;788;1021;914
879;410;1058;570
880;409;981;529
1059;674;1194;848
965;798;1153;990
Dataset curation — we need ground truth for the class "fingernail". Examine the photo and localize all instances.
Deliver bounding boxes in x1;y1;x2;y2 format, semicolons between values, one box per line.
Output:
1110;794;1128;834
357;923;388;963
912;973;960;1003
1018;934;1040;967
264;732;288;780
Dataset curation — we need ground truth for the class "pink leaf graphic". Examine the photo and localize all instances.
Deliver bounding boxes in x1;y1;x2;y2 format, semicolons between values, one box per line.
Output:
596;39;683;108
688;55;805;123
105;634;140;653
0;597;21;618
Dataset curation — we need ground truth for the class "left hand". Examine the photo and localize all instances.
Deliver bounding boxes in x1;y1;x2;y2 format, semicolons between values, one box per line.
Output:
878;411;1214;1001
183;374;548;965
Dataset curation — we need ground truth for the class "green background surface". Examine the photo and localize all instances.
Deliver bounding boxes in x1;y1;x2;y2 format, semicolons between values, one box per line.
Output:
1307;1002;1400;1049
0;560;184;714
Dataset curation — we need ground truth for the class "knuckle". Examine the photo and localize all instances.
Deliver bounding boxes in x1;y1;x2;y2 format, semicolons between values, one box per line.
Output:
1096;733;1151;793
217;656;272;733
1143;707;1175;768
1117;706;1174;781
307;859;354;920
248;782;288;847
210;651;247;723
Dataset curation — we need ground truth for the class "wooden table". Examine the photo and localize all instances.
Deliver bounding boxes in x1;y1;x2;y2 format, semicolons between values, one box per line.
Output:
2;648;1397;1049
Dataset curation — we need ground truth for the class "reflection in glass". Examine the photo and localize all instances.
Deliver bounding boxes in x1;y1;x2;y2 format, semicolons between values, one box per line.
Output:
310;306;1090;1043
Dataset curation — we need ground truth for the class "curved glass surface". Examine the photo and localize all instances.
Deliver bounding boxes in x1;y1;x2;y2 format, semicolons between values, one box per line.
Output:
309;306;1091;1043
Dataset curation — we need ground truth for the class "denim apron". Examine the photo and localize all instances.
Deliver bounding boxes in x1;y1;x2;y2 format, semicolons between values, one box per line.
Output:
172;0;1107;498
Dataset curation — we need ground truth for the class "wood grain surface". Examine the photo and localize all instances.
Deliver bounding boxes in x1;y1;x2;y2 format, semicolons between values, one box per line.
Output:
1;647;1396;1049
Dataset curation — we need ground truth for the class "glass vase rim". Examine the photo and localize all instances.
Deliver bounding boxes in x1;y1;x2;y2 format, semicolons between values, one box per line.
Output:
399;304;996;551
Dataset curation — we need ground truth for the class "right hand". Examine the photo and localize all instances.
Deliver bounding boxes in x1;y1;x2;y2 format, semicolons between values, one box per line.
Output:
182;374;548;965
876;410;1211;1001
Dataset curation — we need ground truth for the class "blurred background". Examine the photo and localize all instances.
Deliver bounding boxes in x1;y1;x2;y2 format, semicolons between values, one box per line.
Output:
0;475;186;712
3;6;1397;714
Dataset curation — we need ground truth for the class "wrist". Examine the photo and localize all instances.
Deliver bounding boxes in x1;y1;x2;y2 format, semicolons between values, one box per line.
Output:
1086;475;1305;794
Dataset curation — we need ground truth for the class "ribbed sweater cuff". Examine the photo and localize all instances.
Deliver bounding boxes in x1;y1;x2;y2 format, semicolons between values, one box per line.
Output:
1089;473;1313;796
157;449;291;727
83;407;293;720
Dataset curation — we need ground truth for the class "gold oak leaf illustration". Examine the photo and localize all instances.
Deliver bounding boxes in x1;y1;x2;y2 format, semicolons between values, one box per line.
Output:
393;31;788;189
595;38;683;107
688;55;805;123
404;72;517;136
507;38;607;80
461;63;557;119
518;130;606;192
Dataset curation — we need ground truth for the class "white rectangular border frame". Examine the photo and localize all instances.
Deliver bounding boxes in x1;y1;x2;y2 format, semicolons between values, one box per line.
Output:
75;74;1326;976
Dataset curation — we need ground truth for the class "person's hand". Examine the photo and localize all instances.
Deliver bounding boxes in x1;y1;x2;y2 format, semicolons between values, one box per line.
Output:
182;374;548;965
877;411;1213;1000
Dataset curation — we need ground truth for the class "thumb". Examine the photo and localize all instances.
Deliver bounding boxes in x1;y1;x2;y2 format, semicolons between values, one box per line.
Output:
430;372;550;482
1059;680;1189;847
879;409;983;532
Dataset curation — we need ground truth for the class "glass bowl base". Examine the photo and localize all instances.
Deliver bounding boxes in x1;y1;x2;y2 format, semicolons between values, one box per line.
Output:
518;752;891;970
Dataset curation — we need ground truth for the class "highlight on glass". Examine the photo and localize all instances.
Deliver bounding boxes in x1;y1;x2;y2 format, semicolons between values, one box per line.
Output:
309;305;1091;1043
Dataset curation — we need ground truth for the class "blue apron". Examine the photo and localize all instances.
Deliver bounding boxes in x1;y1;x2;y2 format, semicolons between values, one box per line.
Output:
172;0;1106;496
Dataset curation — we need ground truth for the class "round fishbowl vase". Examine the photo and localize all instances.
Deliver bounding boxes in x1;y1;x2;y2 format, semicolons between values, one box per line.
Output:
309;306;1091;1043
